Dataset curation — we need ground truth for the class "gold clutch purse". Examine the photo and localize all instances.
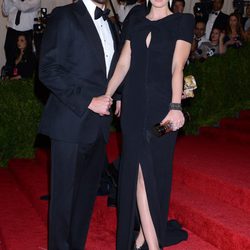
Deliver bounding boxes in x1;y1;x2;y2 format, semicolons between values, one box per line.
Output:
183;75;197;98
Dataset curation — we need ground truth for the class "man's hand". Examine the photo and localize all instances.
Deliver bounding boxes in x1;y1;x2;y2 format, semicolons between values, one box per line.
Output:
88;95;113;116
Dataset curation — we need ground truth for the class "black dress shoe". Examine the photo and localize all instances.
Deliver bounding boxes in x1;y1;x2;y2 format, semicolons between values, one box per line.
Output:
40;194;50;200
107;195;117;207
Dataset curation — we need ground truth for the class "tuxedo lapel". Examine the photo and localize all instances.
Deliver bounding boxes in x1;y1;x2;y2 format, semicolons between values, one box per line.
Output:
72;0;106;75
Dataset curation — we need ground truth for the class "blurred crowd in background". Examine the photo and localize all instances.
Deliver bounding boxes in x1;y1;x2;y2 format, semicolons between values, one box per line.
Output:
1;0;249;80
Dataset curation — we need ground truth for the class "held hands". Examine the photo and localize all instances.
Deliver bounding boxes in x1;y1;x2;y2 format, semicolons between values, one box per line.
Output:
88;95;113;116
161;110;185;131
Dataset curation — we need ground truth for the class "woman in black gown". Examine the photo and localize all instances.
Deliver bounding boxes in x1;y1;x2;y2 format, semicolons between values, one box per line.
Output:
104;0;194;249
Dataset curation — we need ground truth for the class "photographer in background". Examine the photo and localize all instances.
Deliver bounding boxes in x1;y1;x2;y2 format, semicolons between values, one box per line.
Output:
189;20;208;58
204;0;229;39
193;0;212;22
1;0;41;74
191;27;223;62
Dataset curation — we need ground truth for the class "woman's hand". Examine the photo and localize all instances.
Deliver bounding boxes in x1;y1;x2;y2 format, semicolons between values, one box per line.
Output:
161;110;185;131
115;100;121;117
226;38;237;46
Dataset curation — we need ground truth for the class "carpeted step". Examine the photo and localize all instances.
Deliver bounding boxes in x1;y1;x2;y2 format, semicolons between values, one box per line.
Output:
0;168;47;250
240;110;250;119
173;164;250;214
0;232;6;250
106;132;122;163
35;148;50;168
8;160;117;249
8;159;117;250
173;136;250;213
7;152;220;250
85;197;117;250
167;229;219;250
170;183;250;250
199;127;250;144
220;118;250;132
87;197;220;250
8;159;49;224
4;127;249;250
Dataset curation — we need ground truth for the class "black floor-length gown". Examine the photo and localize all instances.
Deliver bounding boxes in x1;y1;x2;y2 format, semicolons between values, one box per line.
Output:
116;12;194;250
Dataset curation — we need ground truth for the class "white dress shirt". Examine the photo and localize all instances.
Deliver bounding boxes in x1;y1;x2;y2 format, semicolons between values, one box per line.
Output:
83;0;114;77
2;0;41;31
205;11;220;40
196;35;208;48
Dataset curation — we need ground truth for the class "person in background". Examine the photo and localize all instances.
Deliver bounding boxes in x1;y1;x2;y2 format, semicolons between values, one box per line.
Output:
1;0;40;73
243;6;250;32
191;27;223;61
9;34;36;80
112;0;144;25
172;0;185;14
244;6;250;42
245;26;250;42
220;13;245;53
205;0;228;40
190;20;208;56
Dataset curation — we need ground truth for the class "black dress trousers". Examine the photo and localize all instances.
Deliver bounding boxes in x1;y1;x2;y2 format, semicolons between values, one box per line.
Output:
49;134;106;250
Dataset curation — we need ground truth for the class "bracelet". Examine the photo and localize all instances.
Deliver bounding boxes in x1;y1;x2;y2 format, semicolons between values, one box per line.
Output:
169;102;182;111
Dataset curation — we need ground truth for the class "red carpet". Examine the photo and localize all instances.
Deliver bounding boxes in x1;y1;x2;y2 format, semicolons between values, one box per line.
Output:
0;110;250;250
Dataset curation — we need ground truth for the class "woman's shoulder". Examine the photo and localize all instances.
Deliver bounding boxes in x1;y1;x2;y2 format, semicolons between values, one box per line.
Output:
168;13;194;30
174;13;195;43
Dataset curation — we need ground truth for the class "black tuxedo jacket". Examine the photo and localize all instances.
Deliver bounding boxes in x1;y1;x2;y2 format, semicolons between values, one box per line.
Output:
38;0;119;143
204;11;229;33
213;11;229;32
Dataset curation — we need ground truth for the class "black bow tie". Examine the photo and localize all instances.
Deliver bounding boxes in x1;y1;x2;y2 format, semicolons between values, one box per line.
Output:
211;11;218;15
94;7;110;21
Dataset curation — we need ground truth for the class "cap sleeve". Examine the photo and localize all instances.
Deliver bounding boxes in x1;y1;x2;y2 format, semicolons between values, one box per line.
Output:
177;14;195;44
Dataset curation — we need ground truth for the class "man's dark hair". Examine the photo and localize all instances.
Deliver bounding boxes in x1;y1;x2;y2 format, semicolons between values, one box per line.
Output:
195;20;206;26
173;0;185;7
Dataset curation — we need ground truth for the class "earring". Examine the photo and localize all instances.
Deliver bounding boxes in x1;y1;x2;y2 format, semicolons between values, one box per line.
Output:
169;0;173;8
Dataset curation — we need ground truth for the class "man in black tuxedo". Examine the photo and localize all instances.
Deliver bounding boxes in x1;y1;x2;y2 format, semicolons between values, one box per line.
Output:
205;0;228;40
38;0;119;249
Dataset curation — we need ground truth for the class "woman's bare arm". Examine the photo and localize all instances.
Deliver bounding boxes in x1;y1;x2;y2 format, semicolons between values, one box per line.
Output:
105;40;131;97
161;40;191;130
